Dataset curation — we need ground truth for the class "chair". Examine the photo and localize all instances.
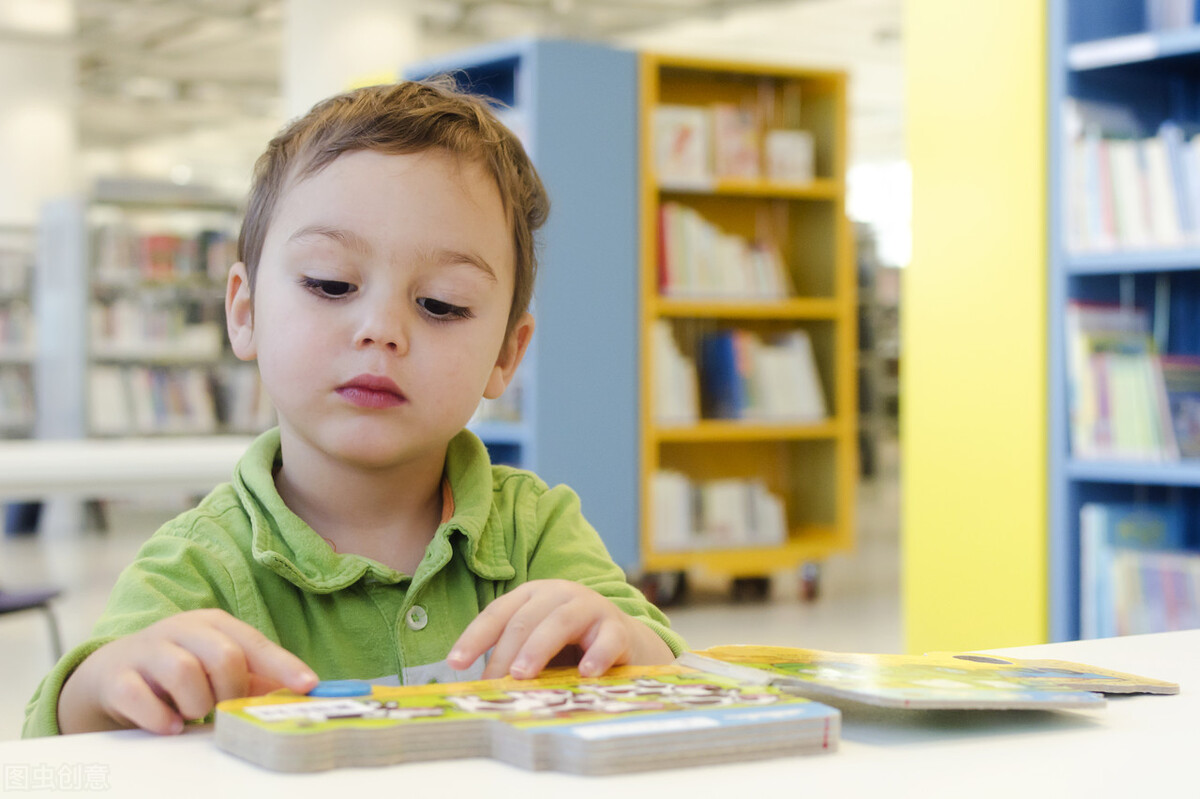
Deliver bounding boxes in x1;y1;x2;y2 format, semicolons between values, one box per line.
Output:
0;586;63;661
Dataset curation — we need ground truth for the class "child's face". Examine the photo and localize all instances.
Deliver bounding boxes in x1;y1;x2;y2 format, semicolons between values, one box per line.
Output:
226;148;532;470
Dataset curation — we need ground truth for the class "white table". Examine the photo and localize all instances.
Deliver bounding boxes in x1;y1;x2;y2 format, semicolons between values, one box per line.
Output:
0;630;1193;797
0;437;253;502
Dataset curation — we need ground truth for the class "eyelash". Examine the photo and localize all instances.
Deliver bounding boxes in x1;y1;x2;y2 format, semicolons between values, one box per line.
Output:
299;277;472;321
418;297;473;321
300;277;355;298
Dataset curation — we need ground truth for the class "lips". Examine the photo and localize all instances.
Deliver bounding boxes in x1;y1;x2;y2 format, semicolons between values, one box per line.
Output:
336;374;407;409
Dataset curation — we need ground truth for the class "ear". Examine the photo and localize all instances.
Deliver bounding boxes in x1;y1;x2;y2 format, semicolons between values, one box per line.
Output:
225;261;257;361
483;312;534;400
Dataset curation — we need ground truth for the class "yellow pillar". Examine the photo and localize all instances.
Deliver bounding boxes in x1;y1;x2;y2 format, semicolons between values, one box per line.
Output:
902;0;1048;652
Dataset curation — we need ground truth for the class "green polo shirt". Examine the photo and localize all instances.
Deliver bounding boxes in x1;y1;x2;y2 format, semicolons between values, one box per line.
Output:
23;428;684;737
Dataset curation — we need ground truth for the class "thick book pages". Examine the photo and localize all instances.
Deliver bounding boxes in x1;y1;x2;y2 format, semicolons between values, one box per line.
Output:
215;665;839;775
678;646;1179;710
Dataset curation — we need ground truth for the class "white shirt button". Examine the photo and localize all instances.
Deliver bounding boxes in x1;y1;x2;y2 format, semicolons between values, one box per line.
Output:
406;605;428;631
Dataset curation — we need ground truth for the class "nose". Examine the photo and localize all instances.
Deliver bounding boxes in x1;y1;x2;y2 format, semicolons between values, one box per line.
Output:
354;299;409;355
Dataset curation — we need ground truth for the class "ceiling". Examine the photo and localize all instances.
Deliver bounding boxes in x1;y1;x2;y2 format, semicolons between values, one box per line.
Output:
67;0;902;161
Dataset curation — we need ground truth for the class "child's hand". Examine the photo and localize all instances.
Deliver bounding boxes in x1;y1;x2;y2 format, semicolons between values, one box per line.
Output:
447;579;674;680
58;609;318;735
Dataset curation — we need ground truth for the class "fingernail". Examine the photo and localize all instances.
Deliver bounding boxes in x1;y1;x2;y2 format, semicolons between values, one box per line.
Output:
169;718;184;735
298;670;317;685
579;659;599;677
512;659;531;678
447;649;464;666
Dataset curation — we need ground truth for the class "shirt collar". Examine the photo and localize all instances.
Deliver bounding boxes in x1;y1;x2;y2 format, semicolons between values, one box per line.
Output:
231;428;514;592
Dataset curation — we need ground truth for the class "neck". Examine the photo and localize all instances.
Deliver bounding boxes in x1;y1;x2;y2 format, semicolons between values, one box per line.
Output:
273;425;446;569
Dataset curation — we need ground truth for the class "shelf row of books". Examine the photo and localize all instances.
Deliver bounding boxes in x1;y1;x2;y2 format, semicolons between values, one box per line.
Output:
1064;116;1200;252
699;327;827;422
654;103;815;187
1080;501;1200;638
658;202;793;299
653;322;828;425
88;363;274;436
90;301;225;361
92;225;235;286
1066;301;1200;460
651;469;787;551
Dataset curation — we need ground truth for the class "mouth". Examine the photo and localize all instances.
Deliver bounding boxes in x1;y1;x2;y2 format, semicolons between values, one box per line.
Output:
336;374;407;409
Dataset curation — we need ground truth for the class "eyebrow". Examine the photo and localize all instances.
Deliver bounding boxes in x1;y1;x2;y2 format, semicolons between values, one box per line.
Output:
287;225;499;282
435;248;498;283
287;224;373;255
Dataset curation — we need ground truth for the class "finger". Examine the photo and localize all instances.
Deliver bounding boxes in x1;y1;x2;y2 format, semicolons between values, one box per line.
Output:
483;593;571;679
104;669;185;735
448;589;531;672
205;612;318;694
507;602;594;679
142;642;215;722
576;620;631;678
166;624;251;703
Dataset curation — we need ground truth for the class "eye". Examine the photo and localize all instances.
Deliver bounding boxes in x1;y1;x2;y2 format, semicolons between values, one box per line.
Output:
300;277;356;298
418;297;473;320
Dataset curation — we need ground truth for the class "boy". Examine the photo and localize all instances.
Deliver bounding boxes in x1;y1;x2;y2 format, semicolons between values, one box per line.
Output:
24;80;683;737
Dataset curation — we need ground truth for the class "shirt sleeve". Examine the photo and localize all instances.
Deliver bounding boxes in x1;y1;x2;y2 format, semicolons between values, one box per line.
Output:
526;482;688;657
22;526;242;738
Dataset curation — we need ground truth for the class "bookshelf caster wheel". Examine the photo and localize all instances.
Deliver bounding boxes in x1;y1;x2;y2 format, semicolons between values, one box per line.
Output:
640;571;688;608
731;577;770;603
800;562;821;602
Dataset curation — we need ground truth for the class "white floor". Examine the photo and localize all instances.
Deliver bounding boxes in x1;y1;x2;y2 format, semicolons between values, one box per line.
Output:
0;439;901;741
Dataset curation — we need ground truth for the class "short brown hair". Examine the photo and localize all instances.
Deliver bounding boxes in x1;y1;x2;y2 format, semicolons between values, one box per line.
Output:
237;79;549;336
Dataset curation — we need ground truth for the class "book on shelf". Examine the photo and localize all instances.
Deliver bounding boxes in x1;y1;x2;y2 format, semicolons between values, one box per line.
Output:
654;103;815;187
658;202;792;299
698;328;826;422
217;362;276;434
1080;501;1196;638
90;365;219;435
653;105;712;186
1160;355;1200;457
93;224;234;286
652;321;700;425
90;299;224;361
1065;108;1200;252
1146;0;1197;30
764;129;815;184
651;469;787;551
678;645;1178;710
1065;301;1178;461
711;103;761;179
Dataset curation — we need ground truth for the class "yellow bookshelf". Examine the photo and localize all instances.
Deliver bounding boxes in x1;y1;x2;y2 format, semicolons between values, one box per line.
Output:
638;54;856;591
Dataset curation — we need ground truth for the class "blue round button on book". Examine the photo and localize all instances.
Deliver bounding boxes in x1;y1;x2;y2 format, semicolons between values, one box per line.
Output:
307;680;372;698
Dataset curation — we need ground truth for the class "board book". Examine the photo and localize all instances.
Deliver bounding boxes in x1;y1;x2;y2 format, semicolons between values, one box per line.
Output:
214;664;839;775
677;645;1180;710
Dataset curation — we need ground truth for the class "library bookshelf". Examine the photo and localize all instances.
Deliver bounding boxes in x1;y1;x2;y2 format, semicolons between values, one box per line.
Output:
638;54;856;584
35;180;272;441
1049;0;1200;641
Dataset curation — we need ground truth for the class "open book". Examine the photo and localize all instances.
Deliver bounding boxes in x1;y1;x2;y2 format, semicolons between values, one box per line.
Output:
677;645;1179;710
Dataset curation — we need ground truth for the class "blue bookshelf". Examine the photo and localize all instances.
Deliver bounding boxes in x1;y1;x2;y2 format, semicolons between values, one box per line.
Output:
1049;0;1200;640
406;40;641;569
